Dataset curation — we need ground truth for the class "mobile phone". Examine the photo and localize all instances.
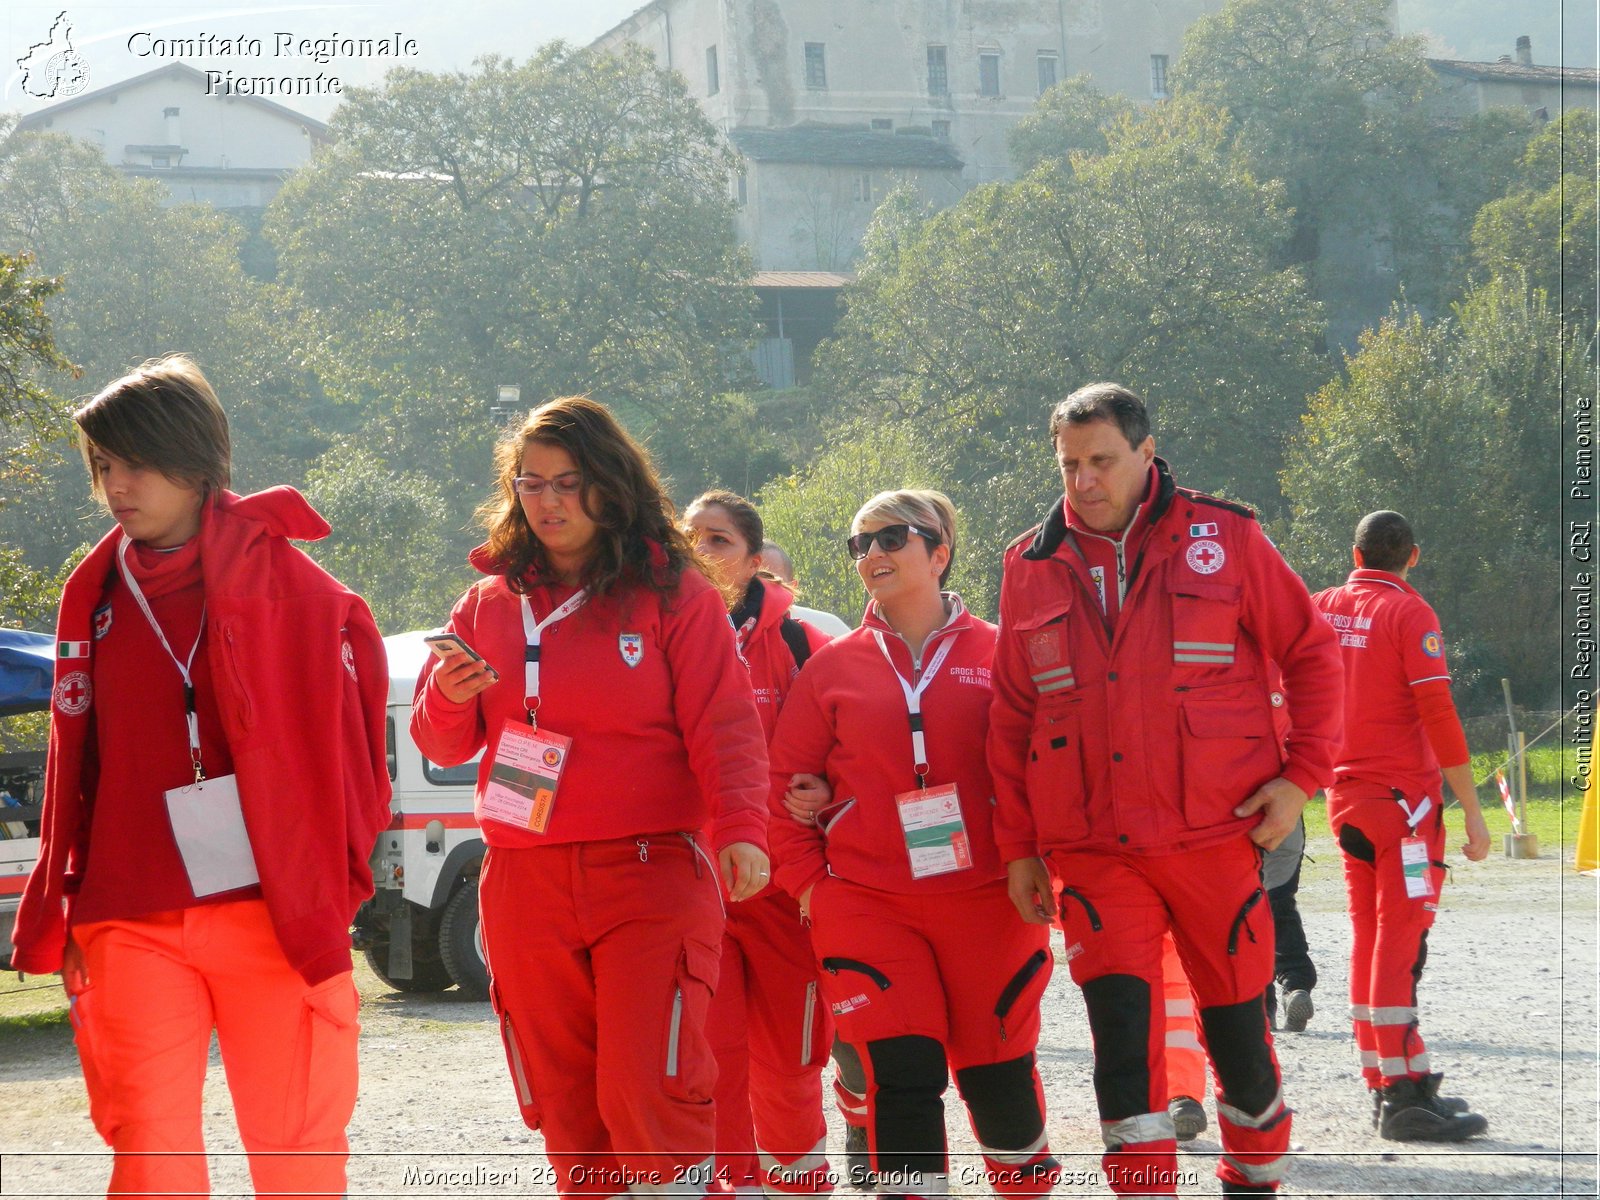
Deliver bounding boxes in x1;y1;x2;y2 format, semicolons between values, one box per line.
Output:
424;633;500;681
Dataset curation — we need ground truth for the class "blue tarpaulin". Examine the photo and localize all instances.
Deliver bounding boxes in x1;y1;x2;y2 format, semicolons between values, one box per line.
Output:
0;630;54;717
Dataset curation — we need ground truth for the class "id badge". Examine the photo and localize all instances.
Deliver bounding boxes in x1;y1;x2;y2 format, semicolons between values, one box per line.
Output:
482;718;571;833
1400;836;1433;899
894;783;972;879
164;773;260;897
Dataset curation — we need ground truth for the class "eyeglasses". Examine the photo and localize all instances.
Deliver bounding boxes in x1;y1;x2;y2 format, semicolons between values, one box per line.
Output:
846;524;940;560
513;472;582;496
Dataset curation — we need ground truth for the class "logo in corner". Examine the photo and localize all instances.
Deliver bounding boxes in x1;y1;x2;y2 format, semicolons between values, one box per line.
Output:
17;12;90;100
619;633;643;668
54;670;92;715
542;746;563;769
1185;539;1225;575
341;640;358;681
1421;630;1443;658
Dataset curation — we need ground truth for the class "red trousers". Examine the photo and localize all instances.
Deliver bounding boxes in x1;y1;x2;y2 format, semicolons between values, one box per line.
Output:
480;836;725;1197
1050;836;1289;1195
808;877;1056;1199
708;887;832;1194
70;899;359;1198
1160;934;1208;1105
1329;785;1445;1087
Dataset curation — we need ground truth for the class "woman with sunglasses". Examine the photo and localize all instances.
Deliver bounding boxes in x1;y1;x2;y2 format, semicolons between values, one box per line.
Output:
411;398;771;1197
767;490;1063;1200
682;489;837;1197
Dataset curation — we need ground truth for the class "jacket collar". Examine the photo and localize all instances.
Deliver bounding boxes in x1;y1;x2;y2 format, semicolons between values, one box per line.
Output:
1347;567;1419;596
1023;457;1177;561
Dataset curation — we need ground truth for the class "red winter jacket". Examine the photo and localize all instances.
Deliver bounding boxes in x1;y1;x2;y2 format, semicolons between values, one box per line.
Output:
410;547;769;853
734;576;833;745
767;596;1005;899
988;459;1343;860
11;489;393;986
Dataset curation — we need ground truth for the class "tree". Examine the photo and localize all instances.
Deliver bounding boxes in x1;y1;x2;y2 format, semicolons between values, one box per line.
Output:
1007;75;1136;174
0;251;78;428
1282;276;1567;710
822;98;1325;521
1472;110;1599;336
266;43;760;513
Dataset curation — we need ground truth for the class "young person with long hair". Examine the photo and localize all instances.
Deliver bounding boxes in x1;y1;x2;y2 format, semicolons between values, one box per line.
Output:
411;398;771;1195
10;355;392;1197
766;490;1063;1200
683;489;834;1196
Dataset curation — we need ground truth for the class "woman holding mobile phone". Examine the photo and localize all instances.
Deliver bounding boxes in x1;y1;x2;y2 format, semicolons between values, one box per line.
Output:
411;397;770;1196
767;490;1062;1200
11;354;392;1198
682;489;835;1196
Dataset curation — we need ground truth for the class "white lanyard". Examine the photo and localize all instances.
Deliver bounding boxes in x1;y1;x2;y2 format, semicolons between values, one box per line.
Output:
117;538;208;781
871;628;956;789
518;589;588;724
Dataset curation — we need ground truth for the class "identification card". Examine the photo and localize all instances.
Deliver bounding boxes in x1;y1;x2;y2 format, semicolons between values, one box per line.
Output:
164;773;260;897
1400;836;1433;899
482;718;571;833
894;783;972;879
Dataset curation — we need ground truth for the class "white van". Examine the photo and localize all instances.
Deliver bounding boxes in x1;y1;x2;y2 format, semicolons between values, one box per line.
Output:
354;631;489;999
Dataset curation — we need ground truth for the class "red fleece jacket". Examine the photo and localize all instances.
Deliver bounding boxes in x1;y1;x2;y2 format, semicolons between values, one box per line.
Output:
11;488;393;986
410;547;769;853
735;575;833;745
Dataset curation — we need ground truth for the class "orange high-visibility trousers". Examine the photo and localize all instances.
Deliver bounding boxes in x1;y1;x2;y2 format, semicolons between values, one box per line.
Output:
70;899;360;1198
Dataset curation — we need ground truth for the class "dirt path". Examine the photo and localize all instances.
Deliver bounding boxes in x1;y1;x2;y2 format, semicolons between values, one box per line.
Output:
2;841;1595;1198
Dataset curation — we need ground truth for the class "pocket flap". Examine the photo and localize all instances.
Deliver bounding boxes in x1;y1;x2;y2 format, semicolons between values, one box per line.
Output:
1012;594;1074;632
683;938;721;987
1167;577;1242;602
1183;702;1271;738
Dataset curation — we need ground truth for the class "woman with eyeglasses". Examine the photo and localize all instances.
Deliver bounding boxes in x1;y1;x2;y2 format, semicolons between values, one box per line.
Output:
682;489;837;1196
411;398;771;1197
766;490;1063;1200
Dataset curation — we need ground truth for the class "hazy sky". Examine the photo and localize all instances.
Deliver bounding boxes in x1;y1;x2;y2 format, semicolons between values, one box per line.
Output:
4;0;1595;122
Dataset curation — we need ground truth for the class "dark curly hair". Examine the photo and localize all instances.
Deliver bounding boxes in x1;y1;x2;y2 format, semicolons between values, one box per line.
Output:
476;396;699;599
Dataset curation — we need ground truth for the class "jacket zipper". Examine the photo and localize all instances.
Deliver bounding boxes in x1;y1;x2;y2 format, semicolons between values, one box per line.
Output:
994;948;1050;1042
821;957;892;991
1058;886;1103;932
666;986;684;1078
1228;888;1264;955
800;981;817;1065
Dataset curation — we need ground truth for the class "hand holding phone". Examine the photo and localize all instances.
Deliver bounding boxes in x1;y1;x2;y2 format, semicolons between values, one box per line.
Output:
425;632;500;700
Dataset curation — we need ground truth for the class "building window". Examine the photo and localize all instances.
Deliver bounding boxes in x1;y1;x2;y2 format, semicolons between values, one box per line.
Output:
978;52;1001;97
1150;54;1170;99
871;118;894;133
706;45;719;96
1037;53;1059;95
805;42;827;90
151;154;170;168
853;173;873;204
927;45;948;96
931;119;951;139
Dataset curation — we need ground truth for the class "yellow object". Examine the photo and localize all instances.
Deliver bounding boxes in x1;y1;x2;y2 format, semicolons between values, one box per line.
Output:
1579;724;1599;873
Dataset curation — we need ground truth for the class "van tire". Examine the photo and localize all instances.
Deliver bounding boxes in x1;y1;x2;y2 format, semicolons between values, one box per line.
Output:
439;881;490;1001
363;935;452;993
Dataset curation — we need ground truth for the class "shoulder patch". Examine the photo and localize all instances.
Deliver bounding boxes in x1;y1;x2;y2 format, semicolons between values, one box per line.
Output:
1006;525;1042;552
1421;630;1443;658
1180;489;1257;521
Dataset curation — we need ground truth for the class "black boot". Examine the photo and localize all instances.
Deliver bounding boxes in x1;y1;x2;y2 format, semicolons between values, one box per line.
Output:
1379;1076;1488;1142
1369;1073;1472;1129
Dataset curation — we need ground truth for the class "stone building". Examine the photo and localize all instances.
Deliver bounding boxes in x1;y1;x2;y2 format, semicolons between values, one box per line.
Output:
1428;35;1599;121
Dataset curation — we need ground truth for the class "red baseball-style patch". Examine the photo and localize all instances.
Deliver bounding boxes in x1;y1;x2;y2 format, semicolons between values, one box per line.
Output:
1026;628;1061;669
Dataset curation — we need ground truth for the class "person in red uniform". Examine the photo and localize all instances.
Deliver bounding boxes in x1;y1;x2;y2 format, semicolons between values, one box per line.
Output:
989;383;1344;1197
683;489;835;1196
411;397;771;1196
1310;510;1490;1141
10;354;392;1198
769;489;1062;1200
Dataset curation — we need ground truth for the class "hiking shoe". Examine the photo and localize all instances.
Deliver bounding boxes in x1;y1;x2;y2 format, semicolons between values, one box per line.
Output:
1370;1073;1472;1129
1168;1095;1207;1141
1283;989;1314;1032
1379;1076;1488;1142
844;1124;872;1186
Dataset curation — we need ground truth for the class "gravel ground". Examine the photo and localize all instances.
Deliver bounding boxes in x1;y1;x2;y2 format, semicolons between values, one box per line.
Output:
2;839;1595;1199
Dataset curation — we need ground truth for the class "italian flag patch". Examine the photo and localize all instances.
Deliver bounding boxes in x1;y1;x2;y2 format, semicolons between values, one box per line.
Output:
58;640;90;659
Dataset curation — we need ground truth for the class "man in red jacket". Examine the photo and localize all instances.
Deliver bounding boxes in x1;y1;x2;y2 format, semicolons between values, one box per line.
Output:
989;382;1343;1197
1311;510;1490;1142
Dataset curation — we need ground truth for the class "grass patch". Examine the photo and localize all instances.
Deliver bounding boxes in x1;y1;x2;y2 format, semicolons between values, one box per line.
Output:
0;971;68;1030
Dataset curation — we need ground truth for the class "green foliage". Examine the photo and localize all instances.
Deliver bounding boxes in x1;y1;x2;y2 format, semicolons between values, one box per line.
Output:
266;43;760;516
1472;111;1599;334
1282;275;1569;710
301;441;475;635
822;97;1324;521
1008;75;1136;174
0;251;78;429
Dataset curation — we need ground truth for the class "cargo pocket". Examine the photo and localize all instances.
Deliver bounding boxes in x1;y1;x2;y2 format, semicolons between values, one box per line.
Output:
283;972;360;1144
1177;699;1276;827
663;938;720;1103
994;947;1052;1044
1168;578;1242;673
490;980;541;1130
1024;697;1089;842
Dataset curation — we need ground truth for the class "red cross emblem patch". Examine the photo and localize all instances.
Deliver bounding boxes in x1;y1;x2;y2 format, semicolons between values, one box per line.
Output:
54;670;92;716
1185;539;1225;575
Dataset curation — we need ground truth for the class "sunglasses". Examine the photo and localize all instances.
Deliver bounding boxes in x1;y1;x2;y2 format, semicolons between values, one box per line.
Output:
846;524;940;560
513;472;582;496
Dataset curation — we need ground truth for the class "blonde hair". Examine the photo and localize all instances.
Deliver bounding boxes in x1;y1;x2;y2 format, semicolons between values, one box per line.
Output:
851;489;958;587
